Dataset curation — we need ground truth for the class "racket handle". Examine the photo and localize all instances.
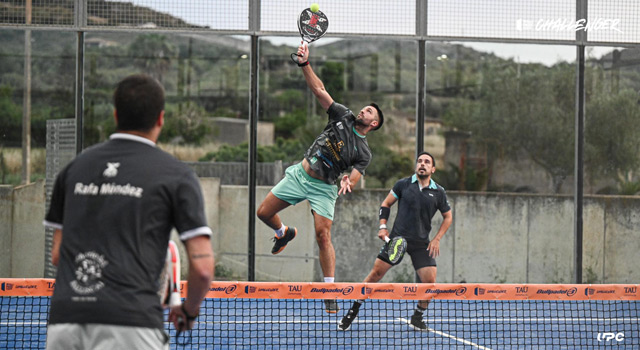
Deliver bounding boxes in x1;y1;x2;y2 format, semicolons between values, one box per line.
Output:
169;291;181;307
290;53;305;65
384;236;390;243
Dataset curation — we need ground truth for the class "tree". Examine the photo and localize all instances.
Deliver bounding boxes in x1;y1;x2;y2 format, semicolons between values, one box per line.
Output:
585;89;640;191
128;34;176;83
443;62;576;193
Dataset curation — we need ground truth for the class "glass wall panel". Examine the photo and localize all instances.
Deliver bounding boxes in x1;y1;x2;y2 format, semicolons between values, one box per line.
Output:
588;0;640;44
261;0;416;35
584;46;640;196
254;37;418;281
429;42;576;194
427;0;575;41
0;30;76;185
583;46;640;284
87;0;249;30
83;32;251;280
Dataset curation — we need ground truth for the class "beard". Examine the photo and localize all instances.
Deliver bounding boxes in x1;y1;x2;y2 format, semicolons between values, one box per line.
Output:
355;118;368;127
417;170;429;179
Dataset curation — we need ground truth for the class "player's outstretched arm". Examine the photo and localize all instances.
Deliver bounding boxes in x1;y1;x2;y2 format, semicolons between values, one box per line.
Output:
169;235;214;331
297;42;334;110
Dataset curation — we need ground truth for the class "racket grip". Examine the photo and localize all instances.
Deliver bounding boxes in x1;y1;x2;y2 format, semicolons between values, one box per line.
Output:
384;236;390;243
169;291;181;307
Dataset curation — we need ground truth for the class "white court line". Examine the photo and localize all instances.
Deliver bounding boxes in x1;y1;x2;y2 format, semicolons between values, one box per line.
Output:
399;317;493;350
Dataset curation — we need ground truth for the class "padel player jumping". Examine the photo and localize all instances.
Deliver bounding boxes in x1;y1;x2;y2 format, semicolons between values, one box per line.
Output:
339;152;452;330
256;42;383;314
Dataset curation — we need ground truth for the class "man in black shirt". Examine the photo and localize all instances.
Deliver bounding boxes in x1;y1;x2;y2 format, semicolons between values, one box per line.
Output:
257;42;383;313
338;152;452;331
44;74;215;349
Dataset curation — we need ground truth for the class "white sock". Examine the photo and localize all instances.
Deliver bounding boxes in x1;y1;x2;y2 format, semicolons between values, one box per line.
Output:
324;277;335;283
275;224;286;238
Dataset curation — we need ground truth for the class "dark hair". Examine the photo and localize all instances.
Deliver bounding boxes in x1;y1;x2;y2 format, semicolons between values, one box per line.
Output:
113;74;165;132
369;102;384;130
416;151;435;167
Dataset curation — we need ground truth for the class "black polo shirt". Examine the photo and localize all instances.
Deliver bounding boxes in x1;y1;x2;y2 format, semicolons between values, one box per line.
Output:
43;133;212;330
389;174;451;243
304;102;372;184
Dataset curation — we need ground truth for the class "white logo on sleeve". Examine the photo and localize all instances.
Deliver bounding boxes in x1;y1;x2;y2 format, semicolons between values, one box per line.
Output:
103;162;120;178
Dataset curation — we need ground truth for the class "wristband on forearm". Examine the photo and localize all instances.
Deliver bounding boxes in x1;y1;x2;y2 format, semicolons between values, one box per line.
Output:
379;206;390;220
181;304;198;321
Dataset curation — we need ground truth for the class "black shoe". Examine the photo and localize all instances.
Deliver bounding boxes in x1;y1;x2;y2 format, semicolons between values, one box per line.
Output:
324;299;340;314
410;312;427;330
338;304;361;330
271;226;297;254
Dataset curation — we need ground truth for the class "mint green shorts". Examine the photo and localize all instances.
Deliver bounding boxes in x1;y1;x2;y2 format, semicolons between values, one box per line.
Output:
271;163;338;220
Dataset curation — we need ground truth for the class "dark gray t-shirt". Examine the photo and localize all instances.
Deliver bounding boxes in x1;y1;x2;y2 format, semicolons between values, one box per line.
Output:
44;134;211;330
304;102;372;184
390;175;451;243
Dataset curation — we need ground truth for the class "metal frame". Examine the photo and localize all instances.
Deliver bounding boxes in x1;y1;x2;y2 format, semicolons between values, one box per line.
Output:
5;0;638;281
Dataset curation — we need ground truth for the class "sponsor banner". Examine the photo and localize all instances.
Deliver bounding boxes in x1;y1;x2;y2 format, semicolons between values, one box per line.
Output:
0;278;55;296
472;284;510;299
1;280;638;301
417;284;469;300
205;281;240;298
361;283;408;300
303;283;358;299
530;285;580;300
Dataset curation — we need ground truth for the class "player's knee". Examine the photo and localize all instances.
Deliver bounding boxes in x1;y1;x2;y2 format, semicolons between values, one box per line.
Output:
256;205;270;222
315;230;332;248
371;269;385;281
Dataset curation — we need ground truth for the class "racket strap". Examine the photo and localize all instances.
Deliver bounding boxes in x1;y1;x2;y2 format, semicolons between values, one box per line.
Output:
297;60;309;67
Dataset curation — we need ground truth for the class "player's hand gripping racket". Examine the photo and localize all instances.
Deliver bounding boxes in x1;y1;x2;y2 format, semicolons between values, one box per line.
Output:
160;241;192;345
290;7;329;65
384;236;407;265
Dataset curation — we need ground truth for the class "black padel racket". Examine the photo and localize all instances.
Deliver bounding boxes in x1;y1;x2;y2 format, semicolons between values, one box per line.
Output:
384;236;407;265
290;8;329;64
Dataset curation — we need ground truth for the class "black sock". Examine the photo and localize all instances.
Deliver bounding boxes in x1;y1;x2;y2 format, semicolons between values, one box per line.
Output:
414;305;426;315
352;300;363;310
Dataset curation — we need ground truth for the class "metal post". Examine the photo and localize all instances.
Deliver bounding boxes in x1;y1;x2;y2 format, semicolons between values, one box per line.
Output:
75;32;84;154
574;0;587;284
415;0;427;283
416;40;426;156
574;47;585;284
247;0;260;281
21;0;32;184
74;0;87;154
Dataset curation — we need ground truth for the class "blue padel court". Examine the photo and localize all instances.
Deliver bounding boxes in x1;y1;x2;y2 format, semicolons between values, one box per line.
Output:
2;297;638;349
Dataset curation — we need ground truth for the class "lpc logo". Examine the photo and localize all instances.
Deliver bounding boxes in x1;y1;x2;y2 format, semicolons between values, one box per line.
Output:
597;332;624;342
1;282;14;291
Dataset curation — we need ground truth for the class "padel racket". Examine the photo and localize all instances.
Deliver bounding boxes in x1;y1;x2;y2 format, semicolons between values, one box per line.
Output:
384;236;407;265
290;7;329;64
160;240;182;308
160;241;191;345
